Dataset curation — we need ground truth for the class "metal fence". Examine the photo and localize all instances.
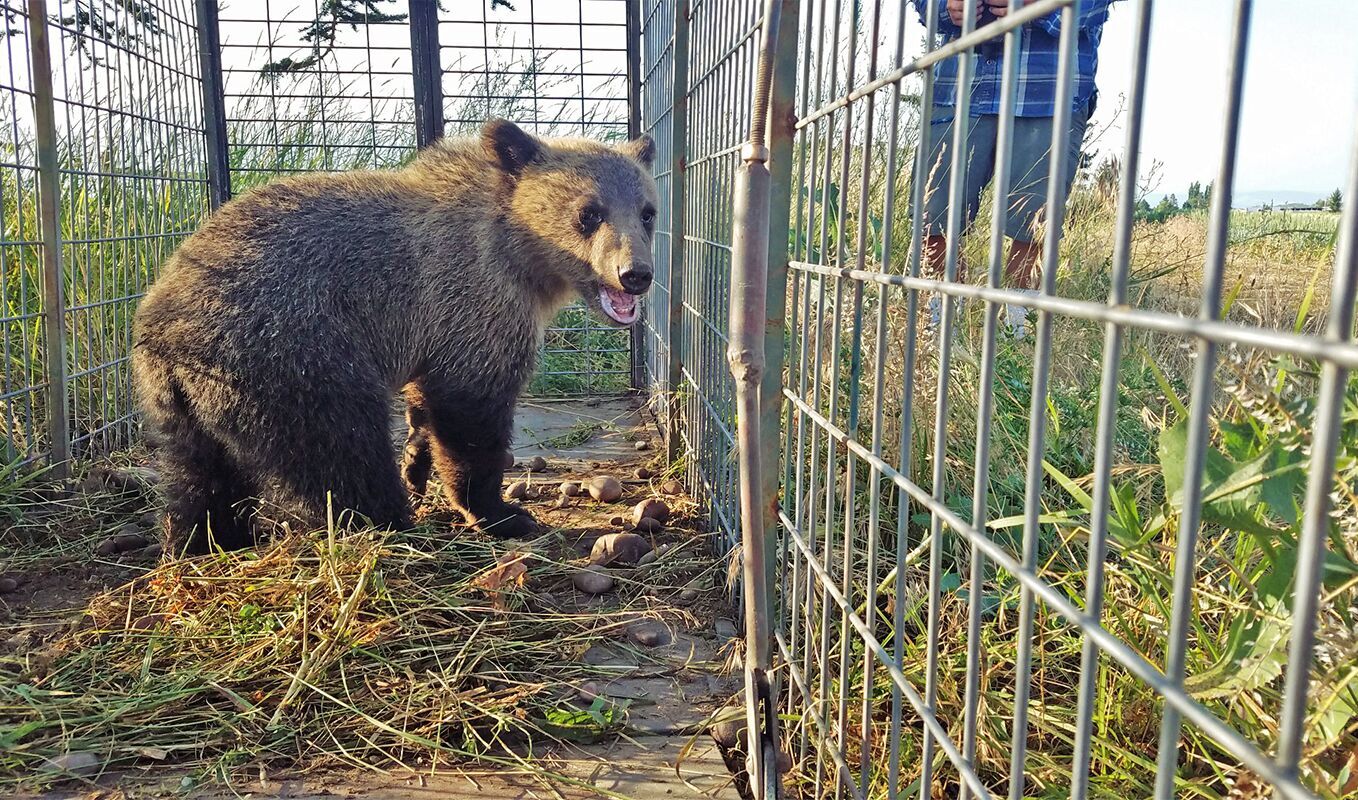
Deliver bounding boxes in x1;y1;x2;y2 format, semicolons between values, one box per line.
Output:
0;0;209;471
0;0;1354;797
641;0;1357;799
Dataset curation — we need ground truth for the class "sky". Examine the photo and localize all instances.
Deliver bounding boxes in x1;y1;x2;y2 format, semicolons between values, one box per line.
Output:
1093;0;1358;205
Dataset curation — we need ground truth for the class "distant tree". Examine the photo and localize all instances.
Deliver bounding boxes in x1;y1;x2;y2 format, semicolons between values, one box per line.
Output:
1327;188;1343;213
1133;198;1153;221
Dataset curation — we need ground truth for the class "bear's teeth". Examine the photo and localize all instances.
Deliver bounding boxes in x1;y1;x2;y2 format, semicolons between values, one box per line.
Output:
600;286;639;324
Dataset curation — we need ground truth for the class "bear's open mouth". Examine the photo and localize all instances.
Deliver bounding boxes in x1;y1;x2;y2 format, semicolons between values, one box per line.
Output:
598;285;640;325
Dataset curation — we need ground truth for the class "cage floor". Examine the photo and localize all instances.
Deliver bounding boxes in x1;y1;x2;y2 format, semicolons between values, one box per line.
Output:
6;397;741;799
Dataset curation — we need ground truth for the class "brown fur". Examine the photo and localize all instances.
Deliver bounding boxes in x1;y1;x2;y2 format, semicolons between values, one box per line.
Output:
132;119;657;555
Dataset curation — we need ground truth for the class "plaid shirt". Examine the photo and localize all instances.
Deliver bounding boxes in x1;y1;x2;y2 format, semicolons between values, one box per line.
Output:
912;1;1120;117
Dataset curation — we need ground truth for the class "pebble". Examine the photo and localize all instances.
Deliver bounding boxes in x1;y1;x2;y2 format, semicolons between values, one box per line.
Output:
627;622;672;648
572;567;615;595
94;537;119;557
637;550;658;567
634;439;651;452
631;498;671;525
113;527;148;552
138;512;159;528
527;456;548;473
505;481;529;500
560;482;580;497
633;466;652;480
661;480;684;496
577;681;600;702
677;587;700;605
590;532;652;566
609;515;626;527
0;577;18;593
634;517;663;535
40;751;101;777
588;476;623;503
553;495;570;509
714;618;738;640
130;613;168;631
144;543;163;560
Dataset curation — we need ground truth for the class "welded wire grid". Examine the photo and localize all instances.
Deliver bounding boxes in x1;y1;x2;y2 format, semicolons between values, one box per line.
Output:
637;0;678;429
439;0;633;396
660;0;763;554
216;0;417;187
767;1;1356;799
0;2;47;464
0;0;209;464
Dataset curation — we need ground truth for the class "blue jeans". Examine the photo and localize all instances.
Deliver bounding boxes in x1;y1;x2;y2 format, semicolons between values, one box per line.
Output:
919;98;1092;243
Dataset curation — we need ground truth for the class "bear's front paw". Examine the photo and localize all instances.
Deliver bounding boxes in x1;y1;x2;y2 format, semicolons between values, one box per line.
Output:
475;504;538;539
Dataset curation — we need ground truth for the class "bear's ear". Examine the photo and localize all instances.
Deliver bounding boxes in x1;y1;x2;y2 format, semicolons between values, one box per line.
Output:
619;135;656;169
482;119;541;175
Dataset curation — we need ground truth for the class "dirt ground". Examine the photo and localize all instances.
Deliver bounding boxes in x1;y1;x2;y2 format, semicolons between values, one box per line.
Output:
0;397;745;799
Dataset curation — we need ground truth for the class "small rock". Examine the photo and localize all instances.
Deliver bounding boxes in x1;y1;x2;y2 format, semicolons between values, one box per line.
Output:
130;613;168;631
627;622;672;647
560;482;580;497
113;527;148;552
584;398;601;408
634;467;652;480
553;495;570;509
634;517;664;535
661;480;684;495
502;450;516;471
714;618;738;640
634;439;651;452
0;577;18;593
41;751;101;777
588;476;623;503
577;681;600;702
609;514;626;527
677;587;700;605
590;532;653;566
527;456;548;473
94;537;119;557
572;567;615;595
505;481;529;500
631;498;671;525
144;543;163;560
637;550;658;567
138;512;159;527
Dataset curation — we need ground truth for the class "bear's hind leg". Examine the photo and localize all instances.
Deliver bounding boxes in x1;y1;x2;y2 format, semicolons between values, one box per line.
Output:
420;393;535;539
251;398;412;535
400;383;433;500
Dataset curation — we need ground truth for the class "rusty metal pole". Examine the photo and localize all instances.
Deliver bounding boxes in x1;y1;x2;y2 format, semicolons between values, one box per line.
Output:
728;0;787;796
27;0;69;477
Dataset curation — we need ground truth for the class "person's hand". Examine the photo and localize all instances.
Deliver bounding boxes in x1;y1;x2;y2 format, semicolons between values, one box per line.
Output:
983;0;1010;17
947;0;984;26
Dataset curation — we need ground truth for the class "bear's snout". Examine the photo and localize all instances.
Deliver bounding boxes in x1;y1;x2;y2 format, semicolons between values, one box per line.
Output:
618;261;653;295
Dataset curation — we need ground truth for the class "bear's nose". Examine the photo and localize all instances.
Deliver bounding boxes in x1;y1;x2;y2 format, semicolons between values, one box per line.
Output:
618;261;653;294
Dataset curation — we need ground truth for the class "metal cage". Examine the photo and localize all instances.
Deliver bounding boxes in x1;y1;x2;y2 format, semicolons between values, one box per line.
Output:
0;1;1353;798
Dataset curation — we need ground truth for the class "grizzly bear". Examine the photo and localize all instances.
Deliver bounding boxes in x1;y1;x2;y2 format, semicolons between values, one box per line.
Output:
132;119;657;555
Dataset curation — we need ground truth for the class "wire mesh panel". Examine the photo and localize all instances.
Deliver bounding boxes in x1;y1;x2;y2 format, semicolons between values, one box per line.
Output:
637;0;679;422
438;0;635;396
0;2;49;464
663;0;764;552
216;0;417;188
0;0;209;465
48;0;209;457
751;0;1358;798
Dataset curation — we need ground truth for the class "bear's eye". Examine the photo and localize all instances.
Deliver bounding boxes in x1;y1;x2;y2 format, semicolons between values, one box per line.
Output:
641;206;656;229
578;205;605;236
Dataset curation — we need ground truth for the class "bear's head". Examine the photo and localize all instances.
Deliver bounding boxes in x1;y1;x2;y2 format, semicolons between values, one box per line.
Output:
482;118;658;327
